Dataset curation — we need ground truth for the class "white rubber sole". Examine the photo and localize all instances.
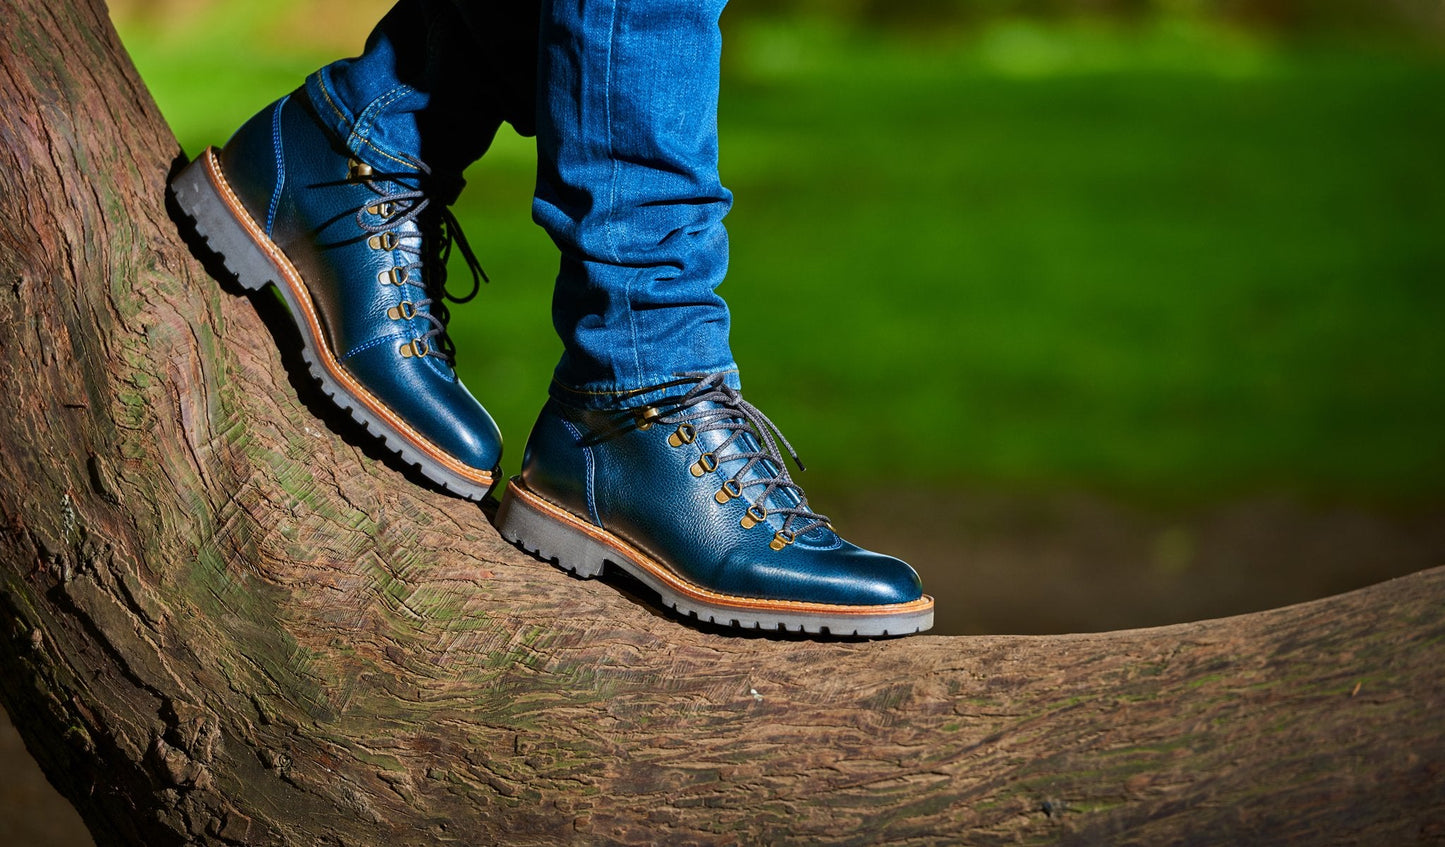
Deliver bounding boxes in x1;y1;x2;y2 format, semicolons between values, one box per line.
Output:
170;149;498;501
497;480;935;637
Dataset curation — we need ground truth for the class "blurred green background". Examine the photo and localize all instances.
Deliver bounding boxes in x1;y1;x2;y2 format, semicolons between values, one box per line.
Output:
115;0;1445;636
6;5;1443;844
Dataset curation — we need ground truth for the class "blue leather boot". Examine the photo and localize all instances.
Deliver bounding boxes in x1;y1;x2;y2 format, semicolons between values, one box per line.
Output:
497;374;934;636
170;92;502;499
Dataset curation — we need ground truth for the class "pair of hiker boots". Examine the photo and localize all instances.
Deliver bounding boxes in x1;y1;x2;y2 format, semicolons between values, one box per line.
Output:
171;93;933;637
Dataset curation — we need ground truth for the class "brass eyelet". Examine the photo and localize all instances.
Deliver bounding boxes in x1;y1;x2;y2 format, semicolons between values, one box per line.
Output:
713;478;742;504
366;201;394;218
377;267;410;286
634;406;660;430
667;424;696;448
690;452;718;477
386;301;416;321
740;503;767;530
348;159;374;180
368;231;399;251
399;339;428;358
769;530;795;551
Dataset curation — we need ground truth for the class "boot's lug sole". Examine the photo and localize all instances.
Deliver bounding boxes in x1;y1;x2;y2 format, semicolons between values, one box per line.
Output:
497;480;935;637
170;148;498;501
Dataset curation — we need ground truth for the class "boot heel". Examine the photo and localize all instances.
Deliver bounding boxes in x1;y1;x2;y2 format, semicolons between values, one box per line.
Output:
170;149;274;294
497;483;608;579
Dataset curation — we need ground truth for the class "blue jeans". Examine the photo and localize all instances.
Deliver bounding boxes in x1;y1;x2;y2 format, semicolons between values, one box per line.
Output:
306;0;740;410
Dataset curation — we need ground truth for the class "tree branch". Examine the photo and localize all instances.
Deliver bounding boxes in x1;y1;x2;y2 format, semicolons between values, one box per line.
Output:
1;0;1441;843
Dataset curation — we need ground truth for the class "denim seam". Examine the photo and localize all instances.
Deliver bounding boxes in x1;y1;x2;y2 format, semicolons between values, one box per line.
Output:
311;74;416;171
265;95;289;237
352;86;413;152
550;369;740;398
598;0;643;387
312;69;351;126
355;136;417;170
560;419;601;527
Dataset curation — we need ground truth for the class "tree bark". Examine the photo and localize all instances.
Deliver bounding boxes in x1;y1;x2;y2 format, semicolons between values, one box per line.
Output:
1;1;1442;844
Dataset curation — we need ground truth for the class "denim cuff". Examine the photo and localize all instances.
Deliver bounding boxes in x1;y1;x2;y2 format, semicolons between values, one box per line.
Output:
549;367;743;411
304;70;422;174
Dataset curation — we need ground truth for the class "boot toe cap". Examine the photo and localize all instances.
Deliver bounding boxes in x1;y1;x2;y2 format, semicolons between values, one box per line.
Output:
721;543;925;607
343;342;502;473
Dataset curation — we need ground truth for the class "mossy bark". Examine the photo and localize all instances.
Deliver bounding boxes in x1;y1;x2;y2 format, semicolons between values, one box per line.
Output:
1;0;1442;844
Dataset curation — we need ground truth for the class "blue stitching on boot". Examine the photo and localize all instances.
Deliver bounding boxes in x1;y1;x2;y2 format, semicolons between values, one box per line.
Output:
421;350;457;384
266;95;289;237
341;331;408;361
561;419;601;527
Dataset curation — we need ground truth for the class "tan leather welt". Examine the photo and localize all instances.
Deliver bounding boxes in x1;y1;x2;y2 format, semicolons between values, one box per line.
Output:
199;148;494;486
510;482;935;617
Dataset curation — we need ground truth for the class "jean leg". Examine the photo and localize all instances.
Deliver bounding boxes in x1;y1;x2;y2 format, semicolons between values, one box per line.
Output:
534;0;739;410
442;0;542;139
305;0;537;179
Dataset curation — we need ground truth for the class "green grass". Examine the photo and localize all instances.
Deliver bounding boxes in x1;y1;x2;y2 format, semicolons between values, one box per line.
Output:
119;10;1445;504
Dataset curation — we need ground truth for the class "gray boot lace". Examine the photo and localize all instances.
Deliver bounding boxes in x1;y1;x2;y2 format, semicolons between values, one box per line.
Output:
644;372;831;544
351;158;486;365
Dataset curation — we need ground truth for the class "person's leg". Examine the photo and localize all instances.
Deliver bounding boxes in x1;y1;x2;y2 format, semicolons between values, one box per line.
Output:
313;0;540;178
171;0;538;501
532;0;738;409
500;0;933;636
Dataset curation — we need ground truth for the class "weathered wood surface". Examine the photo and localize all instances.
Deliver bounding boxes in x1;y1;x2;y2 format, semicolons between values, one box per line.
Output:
1;0;1442;844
